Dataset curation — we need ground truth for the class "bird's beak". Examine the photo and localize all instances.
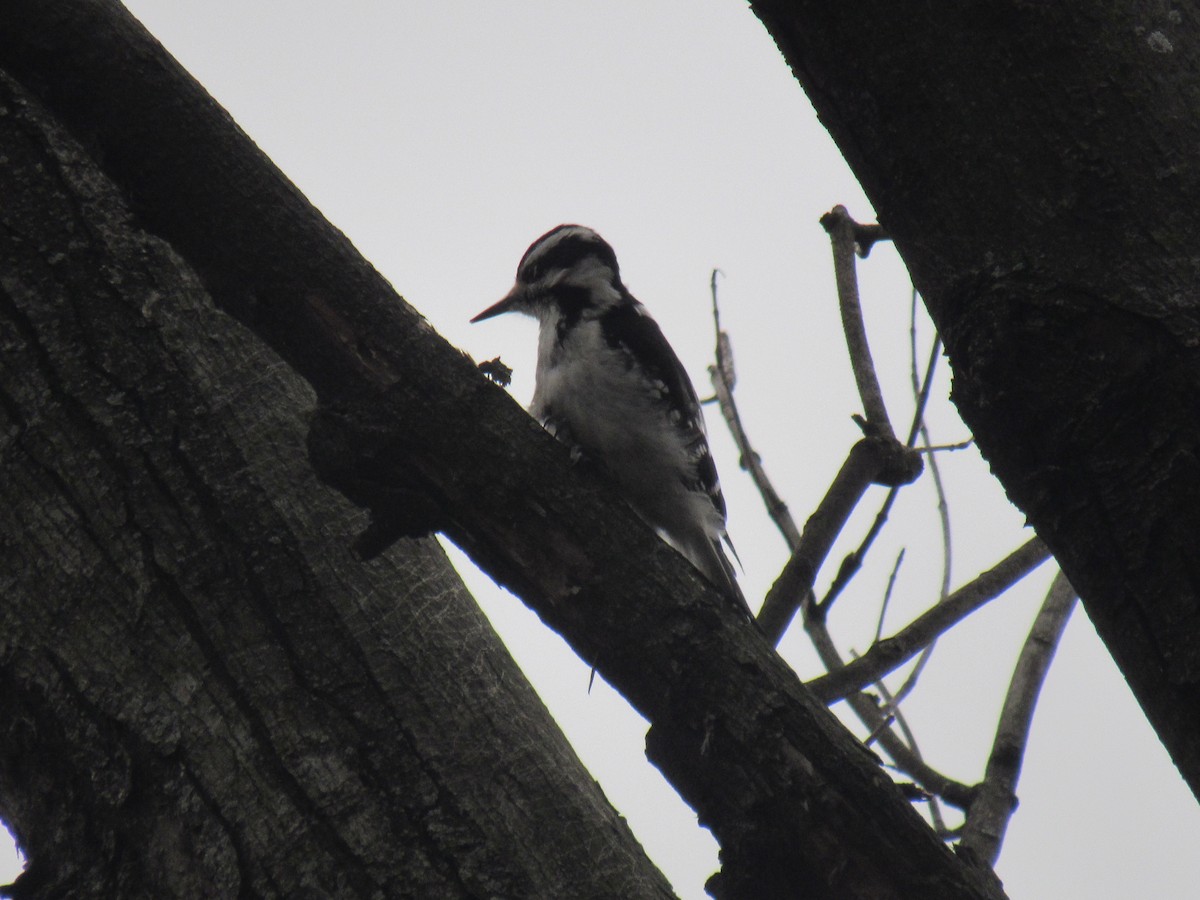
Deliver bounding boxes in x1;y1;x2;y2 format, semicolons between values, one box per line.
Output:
470;284;521;323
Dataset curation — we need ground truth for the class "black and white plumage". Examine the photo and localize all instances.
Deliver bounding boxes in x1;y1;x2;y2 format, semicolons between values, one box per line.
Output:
471;224;748;614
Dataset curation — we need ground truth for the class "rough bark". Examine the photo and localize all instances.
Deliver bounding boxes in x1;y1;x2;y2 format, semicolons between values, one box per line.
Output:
0;2;1009;898
0;68;672;900
749;2;1200;799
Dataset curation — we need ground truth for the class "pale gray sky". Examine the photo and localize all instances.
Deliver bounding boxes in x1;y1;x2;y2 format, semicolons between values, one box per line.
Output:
4;4;1197;898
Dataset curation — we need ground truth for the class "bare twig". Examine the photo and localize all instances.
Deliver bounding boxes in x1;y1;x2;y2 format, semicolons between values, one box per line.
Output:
803;598;976;808
916;439;974;454
880;302;952;714
821;205;894;438
881;637;932;716
817;482;900;614
903;331;942;448
882;644;932;717
807;537;1052;703
959;569;1077;865
871;678;947;834
707;271;802;550
875;548;906;643
851;222;889;258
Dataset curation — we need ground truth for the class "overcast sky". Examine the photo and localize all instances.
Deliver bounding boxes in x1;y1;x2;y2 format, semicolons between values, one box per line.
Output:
4;4;1199;898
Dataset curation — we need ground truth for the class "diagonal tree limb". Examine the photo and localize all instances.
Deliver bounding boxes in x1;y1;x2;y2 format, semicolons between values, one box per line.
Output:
807;537;1052;703
757;438;879;642
958;570;1077;866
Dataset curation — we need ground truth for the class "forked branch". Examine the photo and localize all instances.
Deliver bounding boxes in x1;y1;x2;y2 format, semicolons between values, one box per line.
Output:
707;206;1062;842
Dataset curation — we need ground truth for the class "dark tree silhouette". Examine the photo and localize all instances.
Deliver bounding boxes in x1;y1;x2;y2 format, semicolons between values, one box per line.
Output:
0;3;1004;898
3;1;1195;898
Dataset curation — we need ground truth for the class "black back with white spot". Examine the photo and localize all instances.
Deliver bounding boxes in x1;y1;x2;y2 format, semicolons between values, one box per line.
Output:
597;300;727;521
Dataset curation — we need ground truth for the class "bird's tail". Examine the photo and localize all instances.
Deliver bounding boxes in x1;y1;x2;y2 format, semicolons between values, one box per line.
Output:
691;534;754;621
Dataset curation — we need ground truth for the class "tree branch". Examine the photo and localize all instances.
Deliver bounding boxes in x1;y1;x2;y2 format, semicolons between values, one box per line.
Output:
757;438;878;643
807;537;1052;703
881;311;952;714
959;570;1077;865
815;277;938;619
707;271;802;551
869;679;948;834
821;204;894;438
802;605;978;809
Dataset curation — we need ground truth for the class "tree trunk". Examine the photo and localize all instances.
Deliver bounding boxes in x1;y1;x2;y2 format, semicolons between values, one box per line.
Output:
0;67;672;899
749;2;1200;797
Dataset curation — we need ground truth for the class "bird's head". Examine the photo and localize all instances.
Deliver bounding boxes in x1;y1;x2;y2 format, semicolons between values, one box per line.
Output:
471;224;625;324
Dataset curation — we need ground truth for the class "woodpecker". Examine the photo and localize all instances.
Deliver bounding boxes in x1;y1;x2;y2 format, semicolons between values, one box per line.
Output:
471;224;749;615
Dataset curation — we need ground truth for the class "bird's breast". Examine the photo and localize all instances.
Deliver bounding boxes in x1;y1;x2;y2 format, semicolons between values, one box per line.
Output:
532;320;692;482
